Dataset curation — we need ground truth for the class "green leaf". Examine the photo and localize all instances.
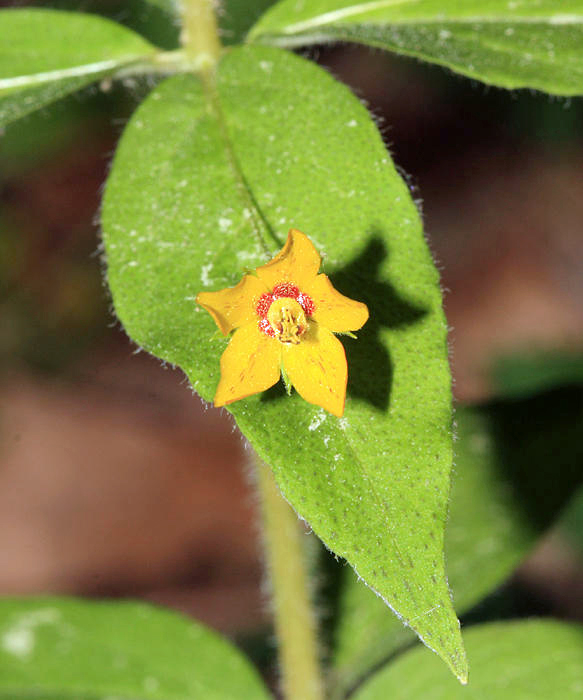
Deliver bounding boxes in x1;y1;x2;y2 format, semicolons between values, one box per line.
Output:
329;385;583;696
0;597;270;700
32;0;277;48
249;0;583;96
220;0;278;44
105;0;181;50
0;8;157;127
352;619;583;699
102;44;467;680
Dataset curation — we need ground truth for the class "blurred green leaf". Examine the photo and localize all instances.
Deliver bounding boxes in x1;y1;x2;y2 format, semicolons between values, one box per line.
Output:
220;0;277;44
329;385;583;696
27;0;277;48
352;619;583;699
102;45;467;680
100;0;277;46
491;350;583;398
21;0;181;50
105;0;181;50
0;8;157;127
249;0;583;95
0;598;270;699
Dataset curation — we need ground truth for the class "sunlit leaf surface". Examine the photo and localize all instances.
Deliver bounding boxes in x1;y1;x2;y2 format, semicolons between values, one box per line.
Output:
102;45;467;679
329;385;583;695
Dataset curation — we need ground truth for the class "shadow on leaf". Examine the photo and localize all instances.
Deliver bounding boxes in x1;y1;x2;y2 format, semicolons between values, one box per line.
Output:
261;233;427;412
329;234;427;411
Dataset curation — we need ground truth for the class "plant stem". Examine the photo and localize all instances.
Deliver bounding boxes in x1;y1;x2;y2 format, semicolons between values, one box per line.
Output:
255;456;325;700
180;0;221;75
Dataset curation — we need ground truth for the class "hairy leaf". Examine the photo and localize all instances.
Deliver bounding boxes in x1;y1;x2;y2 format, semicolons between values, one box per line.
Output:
329;385;583;695
249;0;583;95
102;45;467;680
352;619;583;699
0;8;157;127
0;598;269;699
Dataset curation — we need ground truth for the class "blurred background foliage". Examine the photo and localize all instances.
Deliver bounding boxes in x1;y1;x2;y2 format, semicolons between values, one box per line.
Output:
1;0;582;687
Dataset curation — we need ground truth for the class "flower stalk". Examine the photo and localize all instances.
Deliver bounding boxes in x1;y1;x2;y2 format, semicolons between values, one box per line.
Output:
255;456;325;700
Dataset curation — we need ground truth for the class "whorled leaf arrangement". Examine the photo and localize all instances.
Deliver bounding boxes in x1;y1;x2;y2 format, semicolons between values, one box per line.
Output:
5;0;583;689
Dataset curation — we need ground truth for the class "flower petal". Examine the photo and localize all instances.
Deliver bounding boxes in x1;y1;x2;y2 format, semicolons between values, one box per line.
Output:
256;229;321;289
304;274;369;333
282;322;347;417
197;274;268;335
214;323;281;406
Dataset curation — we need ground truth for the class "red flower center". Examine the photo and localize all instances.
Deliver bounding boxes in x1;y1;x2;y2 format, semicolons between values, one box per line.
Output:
256;283;315;339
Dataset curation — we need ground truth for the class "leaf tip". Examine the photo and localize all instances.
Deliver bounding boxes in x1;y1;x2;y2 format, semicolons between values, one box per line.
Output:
451;646;469;686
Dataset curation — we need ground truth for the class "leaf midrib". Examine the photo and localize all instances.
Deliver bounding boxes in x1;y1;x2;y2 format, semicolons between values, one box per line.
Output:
0;56;148;94
258;11;583;38
208;74;280;257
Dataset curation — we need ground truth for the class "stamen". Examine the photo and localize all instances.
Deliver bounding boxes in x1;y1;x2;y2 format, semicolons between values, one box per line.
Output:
256;284;315;340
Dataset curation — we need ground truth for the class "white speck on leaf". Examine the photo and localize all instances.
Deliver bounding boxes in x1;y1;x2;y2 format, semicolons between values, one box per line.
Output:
2;626;34;658
218;217;232;232
144;677;160;692
308;410;327;431
2;608;61;660
201;263;213;286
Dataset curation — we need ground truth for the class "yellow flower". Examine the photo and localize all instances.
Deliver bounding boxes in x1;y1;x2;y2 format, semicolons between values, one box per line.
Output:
197;229;369;417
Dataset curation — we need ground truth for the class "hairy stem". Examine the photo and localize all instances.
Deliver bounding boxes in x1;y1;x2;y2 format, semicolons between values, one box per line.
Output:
180;0;221;74
255;456;325;700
